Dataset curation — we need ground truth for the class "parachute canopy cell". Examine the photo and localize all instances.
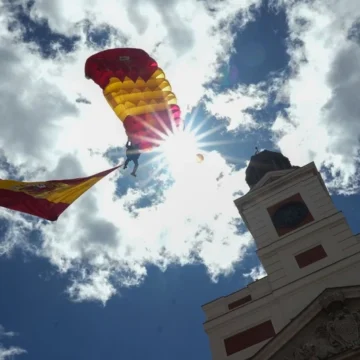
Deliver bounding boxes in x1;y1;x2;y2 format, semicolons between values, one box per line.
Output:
85;48;183;151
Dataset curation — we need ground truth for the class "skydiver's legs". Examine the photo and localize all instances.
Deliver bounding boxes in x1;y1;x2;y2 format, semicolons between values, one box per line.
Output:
131;159;139;177
123;158;130;169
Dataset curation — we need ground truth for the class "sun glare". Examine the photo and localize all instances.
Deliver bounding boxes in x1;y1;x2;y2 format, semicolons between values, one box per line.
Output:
160;129;203;174
139;108;240;186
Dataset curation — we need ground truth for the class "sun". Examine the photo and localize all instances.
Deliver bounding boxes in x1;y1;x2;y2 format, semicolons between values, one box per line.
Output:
159;128;204;174
138;106;243;187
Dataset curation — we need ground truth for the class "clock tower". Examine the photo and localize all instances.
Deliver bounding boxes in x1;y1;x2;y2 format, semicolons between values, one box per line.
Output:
235;150;345;286
201;150;360;360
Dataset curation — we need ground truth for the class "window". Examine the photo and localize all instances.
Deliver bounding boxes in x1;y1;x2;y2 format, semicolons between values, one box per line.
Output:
295;244;327;268
228;295;252;310
224;320;276;355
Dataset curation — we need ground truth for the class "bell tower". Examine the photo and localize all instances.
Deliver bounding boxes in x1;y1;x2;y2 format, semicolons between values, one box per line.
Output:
235;149;355;290
201;150;360;360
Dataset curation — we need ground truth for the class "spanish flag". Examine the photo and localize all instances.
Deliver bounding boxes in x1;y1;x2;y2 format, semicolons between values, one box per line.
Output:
0;165;120;221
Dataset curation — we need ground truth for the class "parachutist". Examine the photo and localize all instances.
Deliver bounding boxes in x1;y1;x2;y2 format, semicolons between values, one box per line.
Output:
124;140;141;177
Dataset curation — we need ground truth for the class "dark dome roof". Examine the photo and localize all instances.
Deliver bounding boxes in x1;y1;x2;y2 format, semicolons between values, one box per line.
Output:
245;150;298;188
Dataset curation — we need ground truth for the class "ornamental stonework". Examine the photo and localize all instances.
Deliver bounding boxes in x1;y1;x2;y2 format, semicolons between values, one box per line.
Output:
271;292;360;360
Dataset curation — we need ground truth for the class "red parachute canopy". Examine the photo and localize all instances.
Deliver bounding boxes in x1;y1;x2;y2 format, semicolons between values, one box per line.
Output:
85;48;182;151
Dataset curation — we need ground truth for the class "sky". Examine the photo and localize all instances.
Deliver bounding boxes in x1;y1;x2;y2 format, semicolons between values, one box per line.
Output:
0;0;360;359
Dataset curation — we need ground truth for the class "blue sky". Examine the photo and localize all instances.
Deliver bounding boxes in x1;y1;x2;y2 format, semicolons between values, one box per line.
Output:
0;0;360;359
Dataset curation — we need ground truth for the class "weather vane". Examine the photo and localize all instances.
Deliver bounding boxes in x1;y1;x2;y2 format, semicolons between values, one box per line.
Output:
255;146;260;155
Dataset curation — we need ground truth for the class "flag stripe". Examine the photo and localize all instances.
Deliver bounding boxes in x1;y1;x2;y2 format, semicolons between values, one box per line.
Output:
0;189;69;221
44;166;121;185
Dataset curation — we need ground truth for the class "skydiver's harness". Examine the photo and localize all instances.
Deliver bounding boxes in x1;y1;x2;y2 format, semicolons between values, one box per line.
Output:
126;142;140;160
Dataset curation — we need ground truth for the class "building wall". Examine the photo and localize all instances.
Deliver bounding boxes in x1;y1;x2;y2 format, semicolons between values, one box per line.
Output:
202;161;360;360
259;212;360;290
204;250;360;360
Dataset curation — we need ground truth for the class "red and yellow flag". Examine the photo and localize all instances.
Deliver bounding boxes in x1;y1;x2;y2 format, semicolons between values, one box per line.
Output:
0;165;120;221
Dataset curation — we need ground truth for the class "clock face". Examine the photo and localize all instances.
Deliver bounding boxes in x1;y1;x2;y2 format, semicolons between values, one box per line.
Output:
272;201;309;229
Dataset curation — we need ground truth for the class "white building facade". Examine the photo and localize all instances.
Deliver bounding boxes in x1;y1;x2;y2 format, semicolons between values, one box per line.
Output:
202;150;360;360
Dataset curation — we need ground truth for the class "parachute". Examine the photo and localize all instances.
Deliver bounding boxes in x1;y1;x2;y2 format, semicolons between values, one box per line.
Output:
85;48;183;151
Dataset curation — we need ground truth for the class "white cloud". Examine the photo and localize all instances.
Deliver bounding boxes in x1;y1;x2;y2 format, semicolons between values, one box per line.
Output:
203;0;360;194
0;325;26;360
67;269;117;305
243;264;267;281
0;325;16;339
204;84;268;131
0;0;260;303
0;346;26;360
270;0;360;194
0;208;37;257
11;0;262;113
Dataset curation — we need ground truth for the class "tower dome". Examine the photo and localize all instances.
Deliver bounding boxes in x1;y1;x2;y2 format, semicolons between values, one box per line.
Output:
245;149;299;188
